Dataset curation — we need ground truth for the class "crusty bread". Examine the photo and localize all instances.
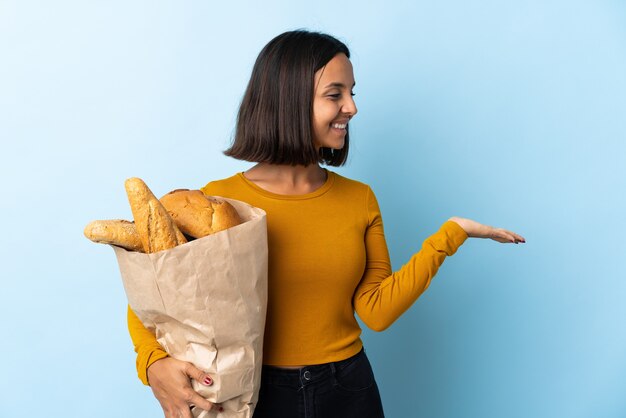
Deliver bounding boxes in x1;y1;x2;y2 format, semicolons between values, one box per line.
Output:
124;177;187;253
83;219;144;252
160;189;243;238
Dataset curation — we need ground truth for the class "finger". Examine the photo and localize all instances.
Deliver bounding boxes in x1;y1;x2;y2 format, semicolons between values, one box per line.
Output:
505;230;525;243
496;232;516;244
492;230;511;243
190;403;225;414
500;230;525;244
187;392;215;412
184;363;213;386
507;231;524;244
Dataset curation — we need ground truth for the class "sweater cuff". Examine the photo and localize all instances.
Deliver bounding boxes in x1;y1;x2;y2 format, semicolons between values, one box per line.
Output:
435;220;469;255
138;347;169;386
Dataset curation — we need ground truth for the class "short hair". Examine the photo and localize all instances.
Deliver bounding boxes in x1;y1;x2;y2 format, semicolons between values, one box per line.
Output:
223;29;352;166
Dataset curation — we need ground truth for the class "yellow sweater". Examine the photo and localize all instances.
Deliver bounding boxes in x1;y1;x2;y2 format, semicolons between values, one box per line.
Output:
127;169;468;385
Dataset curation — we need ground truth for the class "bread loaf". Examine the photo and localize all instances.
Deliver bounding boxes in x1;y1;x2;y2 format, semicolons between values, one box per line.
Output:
160;189;243;238
83;219;144;252
124;177;187;253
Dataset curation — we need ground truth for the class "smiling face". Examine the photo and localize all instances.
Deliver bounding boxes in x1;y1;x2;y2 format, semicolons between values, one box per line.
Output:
312;53;358;152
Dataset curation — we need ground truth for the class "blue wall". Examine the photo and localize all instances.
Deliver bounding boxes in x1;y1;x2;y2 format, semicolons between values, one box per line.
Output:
1;1;624;417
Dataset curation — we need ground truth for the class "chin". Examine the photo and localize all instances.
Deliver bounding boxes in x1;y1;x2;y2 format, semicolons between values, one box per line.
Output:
327;140;345;150
315;139;345;152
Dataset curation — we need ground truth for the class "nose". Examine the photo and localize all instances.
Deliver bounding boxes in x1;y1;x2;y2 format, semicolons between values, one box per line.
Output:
342;95;358;117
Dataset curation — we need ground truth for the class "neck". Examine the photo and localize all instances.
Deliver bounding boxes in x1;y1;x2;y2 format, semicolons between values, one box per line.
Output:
245;163;327;187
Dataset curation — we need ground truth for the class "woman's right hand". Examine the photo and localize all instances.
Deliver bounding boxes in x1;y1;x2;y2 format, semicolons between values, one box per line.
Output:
147;357;220;418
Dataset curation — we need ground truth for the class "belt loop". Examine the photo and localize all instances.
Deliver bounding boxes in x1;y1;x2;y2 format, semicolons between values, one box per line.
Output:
329;361;338;385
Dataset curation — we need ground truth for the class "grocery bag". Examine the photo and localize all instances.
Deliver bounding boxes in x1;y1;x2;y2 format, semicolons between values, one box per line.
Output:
113;197;268;418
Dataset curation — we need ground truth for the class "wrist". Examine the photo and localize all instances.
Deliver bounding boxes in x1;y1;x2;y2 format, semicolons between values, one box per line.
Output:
447;217;473;238
447;216;465;228
146;355;169;386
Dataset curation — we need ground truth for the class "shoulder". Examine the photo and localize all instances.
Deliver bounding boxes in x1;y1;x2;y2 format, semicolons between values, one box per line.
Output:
330;170;373;194
199;173;241;196
331;173;385;229
329;171;382;220
330;171;379;206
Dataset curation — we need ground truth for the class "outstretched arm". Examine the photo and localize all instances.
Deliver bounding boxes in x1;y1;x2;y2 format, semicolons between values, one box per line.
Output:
353;187;525;332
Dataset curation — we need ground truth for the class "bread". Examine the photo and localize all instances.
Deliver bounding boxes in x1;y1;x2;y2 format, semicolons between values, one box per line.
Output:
124;177;187;253
84;179;243;253
83;219;144;252
160;189;243;238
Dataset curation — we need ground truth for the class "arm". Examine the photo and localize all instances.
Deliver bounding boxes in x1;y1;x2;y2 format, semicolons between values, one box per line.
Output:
127;305;169;385
353;187;468;332
127;306;219;416
353;188;526;332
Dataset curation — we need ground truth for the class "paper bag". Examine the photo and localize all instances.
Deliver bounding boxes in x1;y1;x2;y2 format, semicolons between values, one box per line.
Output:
113;197;268;418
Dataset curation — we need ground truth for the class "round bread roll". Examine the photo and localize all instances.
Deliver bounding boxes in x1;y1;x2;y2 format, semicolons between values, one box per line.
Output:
159;189;243;238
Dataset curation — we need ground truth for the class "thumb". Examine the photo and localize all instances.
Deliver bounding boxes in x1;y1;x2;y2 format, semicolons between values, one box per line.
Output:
184;363;213;386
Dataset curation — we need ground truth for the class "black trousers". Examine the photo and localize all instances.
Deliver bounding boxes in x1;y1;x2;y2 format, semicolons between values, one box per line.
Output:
252;347;385;418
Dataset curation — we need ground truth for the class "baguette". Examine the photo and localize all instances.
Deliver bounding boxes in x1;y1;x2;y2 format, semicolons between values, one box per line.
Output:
83;219;144;252
160;189;243;238
124;177;187;253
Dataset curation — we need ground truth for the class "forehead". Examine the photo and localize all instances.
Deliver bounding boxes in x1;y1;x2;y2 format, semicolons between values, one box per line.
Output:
314;53;355;89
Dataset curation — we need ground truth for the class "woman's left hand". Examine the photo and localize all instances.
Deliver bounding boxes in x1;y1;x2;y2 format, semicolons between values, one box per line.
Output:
448;217;526;244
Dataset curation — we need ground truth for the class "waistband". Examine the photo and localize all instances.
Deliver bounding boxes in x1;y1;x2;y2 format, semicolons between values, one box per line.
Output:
260;348;366;388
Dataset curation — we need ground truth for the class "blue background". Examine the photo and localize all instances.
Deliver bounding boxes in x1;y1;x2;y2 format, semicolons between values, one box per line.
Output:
1;1;625;417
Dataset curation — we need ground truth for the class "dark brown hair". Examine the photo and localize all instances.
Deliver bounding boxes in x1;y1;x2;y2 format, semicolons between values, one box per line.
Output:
223;29;351;166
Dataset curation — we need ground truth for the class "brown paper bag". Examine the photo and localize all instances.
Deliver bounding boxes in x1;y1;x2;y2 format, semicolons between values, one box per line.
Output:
113;197;268;418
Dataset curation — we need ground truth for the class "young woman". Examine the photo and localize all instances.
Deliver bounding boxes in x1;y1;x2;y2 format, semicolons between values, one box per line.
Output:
127;29;526;418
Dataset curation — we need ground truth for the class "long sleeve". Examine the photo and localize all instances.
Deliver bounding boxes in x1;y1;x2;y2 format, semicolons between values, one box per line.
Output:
127;305;169;385
353;187;468;332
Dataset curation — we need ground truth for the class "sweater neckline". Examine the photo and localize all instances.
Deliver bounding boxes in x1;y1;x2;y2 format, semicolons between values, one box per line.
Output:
237;169;335;200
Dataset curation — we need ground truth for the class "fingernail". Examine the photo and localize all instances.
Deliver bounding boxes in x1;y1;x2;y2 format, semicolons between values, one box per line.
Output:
203;376;213;385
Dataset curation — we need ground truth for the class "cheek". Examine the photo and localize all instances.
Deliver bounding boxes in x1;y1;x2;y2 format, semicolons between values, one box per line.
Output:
312;100;339;132
312;112;329;131
316;108;335;126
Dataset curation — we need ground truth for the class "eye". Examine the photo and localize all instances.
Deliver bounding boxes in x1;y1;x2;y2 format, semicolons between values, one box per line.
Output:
328;92;357;99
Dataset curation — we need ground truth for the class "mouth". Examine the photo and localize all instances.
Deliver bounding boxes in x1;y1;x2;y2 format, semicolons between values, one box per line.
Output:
330;121;348;134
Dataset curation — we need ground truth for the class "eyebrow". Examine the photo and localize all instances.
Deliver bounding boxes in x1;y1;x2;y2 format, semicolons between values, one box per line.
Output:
323;82;356;89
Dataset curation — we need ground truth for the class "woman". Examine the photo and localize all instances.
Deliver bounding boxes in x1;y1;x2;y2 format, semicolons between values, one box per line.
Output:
127;29;525;418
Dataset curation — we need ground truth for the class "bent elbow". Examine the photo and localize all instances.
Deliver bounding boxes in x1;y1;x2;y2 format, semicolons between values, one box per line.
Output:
362;316;393;333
